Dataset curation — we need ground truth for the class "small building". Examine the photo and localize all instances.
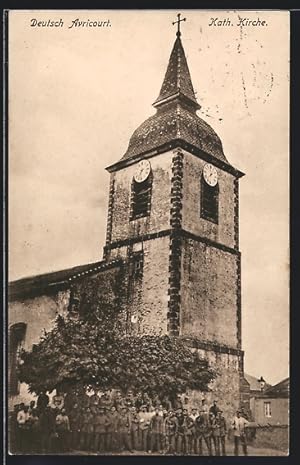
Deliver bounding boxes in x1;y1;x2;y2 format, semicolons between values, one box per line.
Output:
251;377;289;426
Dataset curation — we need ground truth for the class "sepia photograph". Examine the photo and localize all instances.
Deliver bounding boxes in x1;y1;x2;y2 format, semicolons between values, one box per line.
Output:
7;9;289;456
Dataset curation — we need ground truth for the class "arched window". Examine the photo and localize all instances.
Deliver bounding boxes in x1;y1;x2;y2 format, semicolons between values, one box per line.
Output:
200;176;219;224
130;175;152;220
9;322;27;396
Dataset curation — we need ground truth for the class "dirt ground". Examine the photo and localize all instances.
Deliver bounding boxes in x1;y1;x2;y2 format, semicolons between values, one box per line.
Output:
68;443;288;457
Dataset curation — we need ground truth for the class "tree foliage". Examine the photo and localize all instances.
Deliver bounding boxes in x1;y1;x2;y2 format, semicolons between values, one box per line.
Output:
18;298;216;397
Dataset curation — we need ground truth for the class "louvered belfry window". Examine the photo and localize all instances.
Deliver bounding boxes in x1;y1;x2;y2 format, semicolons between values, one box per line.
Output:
200;176;219;224
130;176;152;220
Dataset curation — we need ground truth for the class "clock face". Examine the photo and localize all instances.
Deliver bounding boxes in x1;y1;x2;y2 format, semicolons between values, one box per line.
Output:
203;163;218;187
134;160;151;183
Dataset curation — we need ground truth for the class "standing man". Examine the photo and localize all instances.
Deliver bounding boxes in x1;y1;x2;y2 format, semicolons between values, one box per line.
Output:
134;392;144;411
16;404;29;453
100;390;112;411
210;412;220;456
39;406;56;453
217;410;227;456
80;406;94;451
118;406;132;452
124;390;135;409
113;389;124;412
37;391;49;413
94;406;110;453
164;410;178;455
209;400;219;417
190;408;199;455
149;407;164;453
173;394;183;411
142;392;152;412
90;388;100;411
68;402;81;450
185;409;197;455
130;406;140;450
55;408;70;452
195;408;212;456
232;410;249;456
64;387;77;415
176;408;185;455
138;405;151;452
107;405;120;452
183;409;195;455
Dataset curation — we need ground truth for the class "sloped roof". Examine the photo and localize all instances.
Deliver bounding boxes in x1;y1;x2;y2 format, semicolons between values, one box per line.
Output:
118;34;233;168
244;373;271;392
153;36;199;109
122;102;227;163
263;378;289;398
8;259;122;301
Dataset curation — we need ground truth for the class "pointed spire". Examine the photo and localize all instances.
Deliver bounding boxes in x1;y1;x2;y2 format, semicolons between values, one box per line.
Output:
153;32;200;111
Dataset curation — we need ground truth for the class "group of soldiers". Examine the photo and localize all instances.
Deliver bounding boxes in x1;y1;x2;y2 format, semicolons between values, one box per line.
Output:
11;388;248;455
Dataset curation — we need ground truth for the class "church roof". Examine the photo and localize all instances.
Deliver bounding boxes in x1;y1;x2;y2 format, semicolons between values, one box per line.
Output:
153;36;200;110
122;102;226;163
118;33;230;166
8;259;123;301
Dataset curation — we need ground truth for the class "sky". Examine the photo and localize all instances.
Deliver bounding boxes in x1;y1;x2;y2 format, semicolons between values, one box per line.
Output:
8;10;289;385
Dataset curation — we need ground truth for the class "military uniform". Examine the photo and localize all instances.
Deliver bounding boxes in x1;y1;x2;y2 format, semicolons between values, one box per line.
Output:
68;405;81;450
100;393;112;411
55;411;70;452
164;415;178;454
106;409;120;451
176;412;185;454
150;413;164;453
80;409;94;451
117;410;132;452
37;392;49;412
94;410;110;452
195;412;212;455
39;407;56;453
138;409;151;451
211;414;220;456
114;395;125;413
217;413;227;456
134;394;144;411
142;394;152;412
90;392;100;410
81;392;91;410
185;415;196;455
130;411;140;450
64;391;77;415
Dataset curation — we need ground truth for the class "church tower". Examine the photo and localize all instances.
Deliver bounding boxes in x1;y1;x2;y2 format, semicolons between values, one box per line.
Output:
104;18;247;413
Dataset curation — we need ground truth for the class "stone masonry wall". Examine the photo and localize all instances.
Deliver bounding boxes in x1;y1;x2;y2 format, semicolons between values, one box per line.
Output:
110;151;173;243
9;290;70;352
108;237;170;336
180;237;239;348
187;348;241;421
8;290;70;408
182;151;237;250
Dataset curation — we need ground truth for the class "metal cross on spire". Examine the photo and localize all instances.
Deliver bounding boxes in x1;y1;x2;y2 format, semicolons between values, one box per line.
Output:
172;13;186;37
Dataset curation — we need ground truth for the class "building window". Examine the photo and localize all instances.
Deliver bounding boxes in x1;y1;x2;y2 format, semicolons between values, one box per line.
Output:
130;251;144;279
264;401;272;418
9;322;27;396
128;251;144;298
130;176;152;220
200;176;219;224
